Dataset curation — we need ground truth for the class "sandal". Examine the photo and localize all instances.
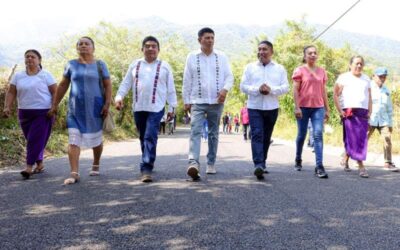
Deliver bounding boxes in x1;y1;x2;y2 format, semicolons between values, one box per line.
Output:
63;172;80;185
359;168;369;178
89;165;100;176
20;169;33;179
33;166;45;174
340;159;351;172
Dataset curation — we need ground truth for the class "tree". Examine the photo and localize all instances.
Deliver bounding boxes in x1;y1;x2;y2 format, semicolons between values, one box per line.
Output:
45;22;191;129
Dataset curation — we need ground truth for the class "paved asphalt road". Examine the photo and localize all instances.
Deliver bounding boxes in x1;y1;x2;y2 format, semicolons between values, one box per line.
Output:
0;127;399;250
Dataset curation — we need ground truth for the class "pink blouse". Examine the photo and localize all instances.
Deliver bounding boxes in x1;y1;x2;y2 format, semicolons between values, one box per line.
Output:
240;107;249;125
292;66;327;108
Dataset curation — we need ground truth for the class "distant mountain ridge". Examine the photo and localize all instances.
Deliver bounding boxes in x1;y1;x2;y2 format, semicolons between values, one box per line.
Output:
121;17;400;74
1;17;399;74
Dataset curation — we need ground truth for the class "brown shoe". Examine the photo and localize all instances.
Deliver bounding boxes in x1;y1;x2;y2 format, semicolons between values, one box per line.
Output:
141;174;153;183
187;165;200;181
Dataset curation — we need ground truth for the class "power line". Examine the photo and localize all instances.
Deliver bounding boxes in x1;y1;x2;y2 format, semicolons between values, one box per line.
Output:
313;0;362;42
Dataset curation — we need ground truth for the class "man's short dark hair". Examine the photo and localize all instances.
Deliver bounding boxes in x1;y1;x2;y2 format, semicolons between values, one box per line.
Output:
198;27;215;38
142;36;160;49
258;40;273;51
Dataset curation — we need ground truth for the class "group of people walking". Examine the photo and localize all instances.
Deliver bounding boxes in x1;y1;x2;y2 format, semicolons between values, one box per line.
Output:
3;27;398;184
221;112;240;134
159;111;176;135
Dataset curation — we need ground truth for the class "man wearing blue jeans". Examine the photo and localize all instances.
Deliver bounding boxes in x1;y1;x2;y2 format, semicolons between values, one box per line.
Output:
134;109;165;173
240;40;289;180
115;36;177;182
183;27;234;180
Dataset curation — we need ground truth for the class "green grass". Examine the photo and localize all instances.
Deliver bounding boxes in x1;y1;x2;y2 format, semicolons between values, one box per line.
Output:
0;126;137;168
0;128;26;167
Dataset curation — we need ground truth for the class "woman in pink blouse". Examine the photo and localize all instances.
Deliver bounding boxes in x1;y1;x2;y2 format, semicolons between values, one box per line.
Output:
292;45;330;178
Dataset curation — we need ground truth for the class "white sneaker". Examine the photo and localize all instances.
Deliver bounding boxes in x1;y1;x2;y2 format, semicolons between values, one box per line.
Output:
206;165;216;174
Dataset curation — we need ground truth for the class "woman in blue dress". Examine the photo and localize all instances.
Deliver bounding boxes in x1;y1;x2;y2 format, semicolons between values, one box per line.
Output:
49;36;112;185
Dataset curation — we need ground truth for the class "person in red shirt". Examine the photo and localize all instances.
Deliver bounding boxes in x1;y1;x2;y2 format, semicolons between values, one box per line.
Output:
233;114;240;133
240;102;250;141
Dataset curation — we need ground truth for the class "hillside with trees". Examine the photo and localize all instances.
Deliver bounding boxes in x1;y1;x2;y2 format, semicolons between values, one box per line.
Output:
1;17;400;75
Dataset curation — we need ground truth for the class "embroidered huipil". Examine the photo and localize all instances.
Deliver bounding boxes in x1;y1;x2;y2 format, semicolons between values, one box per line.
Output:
115;58;177;112
240;61;289;110
369;80;393;127
182;49;234;104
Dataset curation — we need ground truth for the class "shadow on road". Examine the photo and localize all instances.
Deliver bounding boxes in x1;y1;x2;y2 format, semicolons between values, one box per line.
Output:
1;127;399;249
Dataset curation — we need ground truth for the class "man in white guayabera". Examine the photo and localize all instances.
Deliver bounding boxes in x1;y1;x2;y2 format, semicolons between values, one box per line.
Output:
183;27;234;181
240;40;289;180
115;36;177;183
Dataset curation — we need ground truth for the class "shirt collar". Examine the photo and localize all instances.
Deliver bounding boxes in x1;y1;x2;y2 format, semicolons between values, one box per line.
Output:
140;58;160;64
257;60;275;67
196;49;216;56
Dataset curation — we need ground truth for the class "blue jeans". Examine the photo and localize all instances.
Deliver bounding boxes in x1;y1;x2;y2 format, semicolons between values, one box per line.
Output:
307;120;314;147
134;109;164;173
189;104;224;167
243;124;250;140
295;107;325;167
202;121;208;141
223;123;228;133
248;108;278;169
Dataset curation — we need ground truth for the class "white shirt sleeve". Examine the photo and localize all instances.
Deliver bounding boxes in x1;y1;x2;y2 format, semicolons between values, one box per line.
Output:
115;62;135;101
165;63;177;112
10;73;18;85
44;71;57;86
182;54;193;104
270;66;289;96
336;74;344;86
240;65;261;96
222;55;234;91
